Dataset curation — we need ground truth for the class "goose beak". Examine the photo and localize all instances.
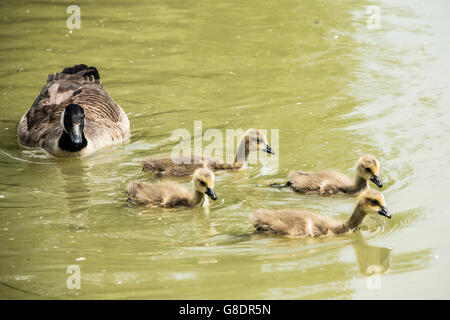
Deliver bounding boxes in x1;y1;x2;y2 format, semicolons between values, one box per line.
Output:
263;144;275;155
205;187;217;201
69;123;83;145
370;175;383;188
377;206;391;219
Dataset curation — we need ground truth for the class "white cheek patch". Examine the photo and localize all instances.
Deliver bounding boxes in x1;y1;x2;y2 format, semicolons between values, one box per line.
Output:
60;109;67;133
72;123;81;136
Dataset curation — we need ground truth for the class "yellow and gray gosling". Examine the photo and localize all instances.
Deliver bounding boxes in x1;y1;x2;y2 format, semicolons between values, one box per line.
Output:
18;64;130;157
275;155;383;195
252;189;390;237
142;128;275;177
127;168;217;208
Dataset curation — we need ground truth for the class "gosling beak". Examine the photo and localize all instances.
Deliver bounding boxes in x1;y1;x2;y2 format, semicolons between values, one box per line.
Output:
205;187;217;201
377;206;391;219
263;144;275;155
69;123;83;145
370;175;383;188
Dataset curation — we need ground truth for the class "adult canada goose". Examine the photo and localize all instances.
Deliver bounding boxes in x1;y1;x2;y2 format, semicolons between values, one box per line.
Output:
252;189;390;237
127;168;217;208
273;155;383;195
142;128;275;177
18;64;130;157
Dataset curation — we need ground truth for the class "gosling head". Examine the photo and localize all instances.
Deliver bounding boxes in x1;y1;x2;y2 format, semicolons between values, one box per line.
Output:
357;189;390;219
193;168;217;201
243;128;275;155
356;155;383;188
60;104;86;147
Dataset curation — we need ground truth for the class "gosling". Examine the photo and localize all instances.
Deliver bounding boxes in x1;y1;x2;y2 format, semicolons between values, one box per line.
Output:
277;155;383;195
142;128;275;177
252;189;390;237
127;168;217;208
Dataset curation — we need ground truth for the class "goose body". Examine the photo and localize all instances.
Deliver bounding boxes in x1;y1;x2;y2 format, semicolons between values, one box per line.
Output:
252;189;390;237
142;129;275;177
127;168;217;208
285;155;383;195
142;155;244;177
18;64;130;157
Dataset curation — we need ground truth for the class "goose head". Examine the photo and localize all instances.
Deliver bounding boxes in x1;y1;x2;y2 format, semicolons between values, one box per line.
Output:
245;128;274;155
235;128;274;158
234;129;274;164
193;168;217;200
356;155;383;188
357;189;390;219
60;104;86;147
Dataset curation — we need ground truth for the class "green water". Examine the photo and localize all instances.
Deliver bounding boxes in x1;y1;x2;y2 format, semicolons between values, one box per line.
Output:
1;0;450;299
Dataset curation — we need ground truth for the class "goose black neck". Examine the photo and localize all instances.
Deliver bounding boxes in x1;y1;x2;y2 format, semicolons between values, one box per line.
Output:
58;131;88;152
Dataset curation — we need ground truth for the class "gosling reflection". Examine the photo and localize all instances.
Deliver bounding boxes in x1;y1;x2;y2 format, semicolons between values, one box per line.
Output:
193;210;219;240
351;232;392;276
250;230;393;278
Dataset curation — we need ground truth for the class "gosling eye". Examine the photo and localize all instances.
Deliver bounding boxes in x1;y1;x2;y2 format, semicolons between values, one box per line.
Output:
365;167;372;173
371;199;379;206
200;181;206;187
256;138;261;144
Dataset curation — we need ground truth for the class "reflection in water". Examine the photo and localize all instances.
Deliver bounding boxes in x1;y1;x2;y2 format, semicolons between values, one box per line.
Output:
193;210;219;239
390;249;433;274
57;160;91;230
244;231;392;298
58;161;90;209
350;232;392;276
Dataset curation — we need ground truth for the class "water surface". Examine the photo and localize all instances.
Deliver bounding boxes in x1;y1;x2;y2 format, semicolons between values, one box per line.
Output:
0;0;449;299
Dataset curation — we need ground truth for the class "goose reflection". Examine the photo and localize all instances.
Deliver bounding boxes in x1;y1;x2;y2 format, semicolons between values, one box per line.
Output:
350;232;392;276
57;159;91;229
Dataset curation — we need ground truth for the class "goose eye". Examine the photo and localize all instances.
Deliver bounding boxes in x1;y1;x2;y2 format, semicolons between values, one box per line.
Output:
365;168;371;172
200;181;206;186
371;199;379;206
